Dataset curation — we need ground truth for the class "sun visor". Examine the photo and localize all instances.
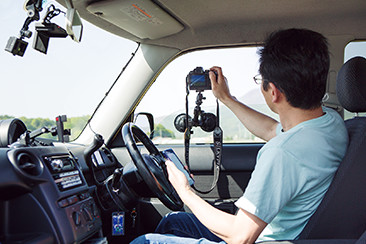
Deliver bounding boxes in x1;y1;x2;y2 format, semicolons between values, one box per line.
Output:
87;0;184;40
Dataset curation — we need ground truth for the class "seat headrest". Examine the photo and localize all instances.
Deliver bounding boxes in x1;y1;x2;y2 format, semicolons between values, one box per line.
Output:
336;56;366;113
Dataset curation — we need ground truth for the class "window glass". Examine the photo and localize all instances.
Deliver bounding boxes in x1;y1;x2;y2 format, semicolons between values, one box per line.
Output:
136;47;278;144
343;41;366;119
0;1;137;141
344;41;366;61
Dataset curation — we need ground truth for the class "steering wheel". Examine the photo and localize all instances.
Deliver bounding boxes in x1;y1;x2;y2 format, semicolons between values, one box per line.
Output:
122;122;183;211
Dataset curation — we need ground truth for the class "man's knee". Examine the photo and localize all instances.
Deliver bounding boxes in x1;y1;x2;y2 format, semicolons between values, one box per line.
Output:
130;234;147;244
131;233;185;244
163;212;190;223
156;211;189;233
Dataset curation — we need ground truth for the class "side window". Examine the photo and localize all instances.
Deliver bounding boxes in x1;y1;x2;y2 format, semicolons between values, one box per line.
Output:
136;47;277;144
344;41;366;119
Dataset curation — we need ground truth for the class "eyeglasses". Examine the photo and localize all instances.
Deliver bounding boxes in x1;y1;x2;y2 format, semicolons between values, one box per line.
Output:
253;74;264;85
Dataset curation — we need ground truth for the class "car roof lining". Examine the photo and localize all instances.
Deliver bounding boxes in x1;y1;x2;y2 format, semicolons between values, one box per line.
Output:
59;0;366;50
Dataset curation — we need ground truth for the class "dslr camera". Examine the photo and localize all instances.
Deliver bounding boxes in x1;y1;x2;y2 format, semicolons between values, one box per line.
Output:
186;67;214;91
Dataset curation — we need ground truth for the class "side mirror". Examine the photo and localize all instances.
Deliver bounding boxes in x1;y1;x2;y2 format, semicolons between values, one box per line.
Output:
134;112;154;139
66;8;83;43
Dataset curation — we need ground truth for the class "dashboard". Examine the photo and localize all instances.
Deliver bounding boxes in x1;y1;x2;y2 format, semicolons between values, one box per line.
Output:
0;115;181;244
0;144;104;243
0;119;124;244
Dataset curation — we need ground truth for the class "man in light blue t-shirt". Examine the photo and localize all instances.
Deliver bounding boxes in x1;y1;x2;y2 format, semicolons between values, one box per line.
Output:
131;29;348;244
236;106;347;241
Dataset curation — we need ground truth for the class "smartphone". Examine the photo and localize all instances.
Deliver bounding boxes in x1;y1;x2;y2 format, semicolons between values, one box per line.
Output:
162;149;195;186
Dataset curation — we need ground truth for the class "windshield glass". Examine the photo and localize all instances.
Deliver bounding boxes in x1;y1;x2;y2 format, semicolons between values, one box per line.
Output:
1;0;137;141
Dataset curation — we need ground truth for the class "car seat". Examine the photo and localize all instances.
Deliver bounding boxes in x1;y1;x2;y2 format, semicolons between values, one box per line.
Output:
297;56;366;241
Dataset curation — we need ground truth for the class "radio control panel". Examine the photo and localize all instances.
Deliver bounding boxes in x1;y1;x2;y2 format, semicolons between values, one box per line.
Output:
44;155;84;191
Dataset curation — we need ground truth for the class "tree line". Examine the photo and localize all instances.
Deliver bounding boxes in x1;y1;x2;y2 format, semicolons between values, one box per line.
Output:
0;115;175;141
0;115;90;140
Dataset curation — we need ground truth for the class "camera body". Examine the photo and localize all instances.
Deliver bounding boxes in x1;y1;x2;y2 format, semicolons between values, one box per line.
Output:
5;37;28;57
186;67;212;91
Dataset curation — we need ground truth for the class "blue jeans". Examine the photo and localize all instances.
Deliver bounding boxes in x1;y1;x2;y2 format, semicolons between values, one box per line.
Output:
130;212;226;244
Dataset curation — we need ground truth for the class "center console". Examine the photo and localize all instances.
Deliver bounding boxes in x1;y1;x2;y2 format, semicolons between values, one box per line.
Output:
3;145;103;244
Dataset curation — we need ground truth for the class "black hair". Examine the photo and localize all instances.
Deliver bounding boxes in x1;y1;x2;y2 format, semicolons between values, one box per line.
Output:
259;28;329;109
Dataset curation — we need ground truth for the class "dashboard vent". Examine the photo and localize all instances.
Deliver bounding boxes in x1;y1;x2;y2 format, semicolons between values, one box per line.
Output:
16;152;43;176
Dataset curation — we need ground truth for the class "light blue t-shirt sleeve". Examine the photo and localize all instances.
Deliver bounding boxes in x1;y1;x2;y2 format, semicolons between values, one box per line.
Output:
235;146;301;223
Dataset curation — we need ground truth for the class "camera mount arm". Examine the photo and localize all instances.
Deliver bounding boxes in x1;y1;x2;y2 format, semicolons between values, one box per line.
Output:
192;92;206;128
20;0;44;39
10;126;57;148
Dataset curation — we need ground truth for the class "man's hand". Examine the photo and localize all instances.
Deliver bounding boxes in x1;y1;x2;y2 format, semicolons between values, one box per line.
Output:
165;160;266;244
209;66;235;104
165;160;192;199
209;66;279;141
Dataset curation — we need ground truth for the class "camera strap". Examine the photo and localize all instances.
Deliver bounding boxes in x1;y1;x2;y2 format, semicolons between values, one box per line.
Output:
184;99;223;194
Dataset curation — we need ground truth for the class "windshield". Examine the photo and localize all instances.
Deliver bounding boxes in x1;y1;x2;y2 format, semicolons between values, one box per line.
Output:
1;0;137;141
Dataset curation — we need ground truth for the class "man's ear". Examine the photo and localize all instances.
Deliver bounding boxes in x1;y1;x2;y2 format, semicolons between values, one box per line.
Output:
268;82;282;103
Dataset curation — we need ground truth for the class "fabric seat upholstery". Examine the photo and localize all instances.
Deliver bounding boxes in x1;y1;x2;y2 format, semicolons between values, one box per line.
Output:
298;56;366;240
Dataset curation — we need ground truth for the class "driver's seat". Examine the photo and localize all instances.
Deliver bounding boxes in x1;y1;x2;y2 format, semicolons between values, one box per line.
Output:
297;56;366;240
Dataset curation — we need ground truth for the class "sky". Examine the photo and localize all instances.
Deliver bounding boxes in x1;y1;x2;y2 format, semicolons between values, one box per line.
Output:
0;0;137;119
